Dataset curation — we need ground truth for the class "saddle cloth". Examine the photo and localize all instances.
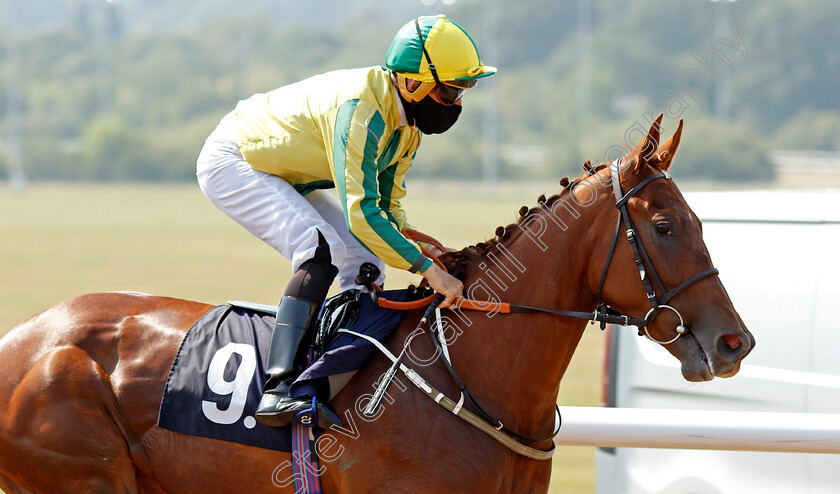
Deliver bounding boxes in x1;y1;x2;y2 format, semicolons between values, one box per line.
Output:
157;289;410;452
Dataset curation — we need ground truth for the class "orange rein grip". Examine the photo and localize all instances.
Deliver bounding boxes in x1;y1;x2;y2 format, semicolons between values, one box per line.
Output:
375;229;509;313
376;291;437;310
401;228;446;254
373;242;444;310
376;293;511;314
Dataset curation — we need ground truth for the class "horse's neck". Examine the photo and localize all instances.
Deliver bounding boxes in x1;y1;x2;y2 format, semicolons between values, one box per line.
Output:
465;189;602;315
444;191;606;439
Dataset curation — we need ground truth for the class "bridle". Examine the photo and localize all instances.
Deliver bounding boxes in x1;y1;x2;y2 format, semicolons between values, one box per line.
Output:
594;159;720;344
435;160;720;345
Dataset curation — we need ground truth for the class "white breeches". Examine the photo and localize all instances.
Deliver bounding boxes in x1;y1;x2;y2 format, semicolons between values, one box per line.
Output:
196;112;385;291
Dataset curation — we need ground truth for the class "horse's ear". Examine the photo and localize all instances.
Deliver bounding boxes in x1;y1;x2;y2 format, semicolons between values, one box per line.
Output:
633;113;663;173
652;118;684;172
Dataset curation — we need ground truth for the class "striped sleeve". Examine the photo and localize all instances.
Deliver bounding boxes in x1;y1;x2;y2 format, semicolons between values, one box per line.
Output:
331;100;431;273
378;156;413;231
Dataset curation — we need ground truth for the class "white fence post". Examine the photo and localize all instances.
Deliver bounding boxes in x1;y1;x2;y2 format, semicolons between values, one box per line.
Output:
553;406;840;454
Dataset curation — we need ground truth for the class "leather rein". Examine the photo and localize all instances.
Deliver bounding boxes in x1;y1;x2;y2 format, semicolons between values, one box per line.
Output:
364;163;720;460
391;163;719;343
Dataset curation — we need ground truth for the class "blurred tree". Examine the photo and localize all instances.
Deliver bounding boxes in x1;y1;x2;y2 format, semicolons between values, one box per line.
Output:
2;0;838;184
773;110;840;151
82;116;159;180
673;118;772;181
737;0;840;133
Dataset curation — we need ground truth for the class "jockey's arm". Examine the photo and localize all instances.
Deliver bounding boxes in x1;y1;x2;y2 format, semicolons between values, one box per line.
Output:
331;102;431;271
330;101;463;306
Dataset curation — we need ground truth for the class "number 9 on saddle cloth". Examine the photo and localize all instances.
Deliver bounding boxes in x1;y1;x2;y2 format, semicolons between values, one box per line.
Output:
157;264;416;451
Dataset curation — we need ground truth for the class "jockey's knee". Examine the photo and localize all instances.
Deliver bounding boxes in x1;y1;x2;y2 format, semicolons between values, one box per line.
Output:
285;231;339;304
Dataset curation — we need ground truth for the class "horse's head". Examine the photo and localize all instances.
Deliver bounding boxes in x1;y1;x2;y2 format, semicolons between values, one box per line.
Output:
592;115;754;382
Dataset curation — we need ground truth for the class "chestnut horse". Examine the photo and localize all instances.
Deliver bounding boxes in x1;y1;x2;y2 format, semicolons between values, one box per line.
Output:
0;118;753;493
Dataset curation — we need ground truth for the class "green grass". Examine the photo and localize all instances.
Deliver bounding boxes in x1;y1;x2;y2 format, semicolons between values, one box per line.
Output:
0;182;603;493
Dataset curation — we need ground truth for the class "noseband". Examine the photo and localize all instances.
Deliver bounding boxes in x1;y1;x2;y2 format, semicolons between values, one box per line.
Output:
594;160;719;344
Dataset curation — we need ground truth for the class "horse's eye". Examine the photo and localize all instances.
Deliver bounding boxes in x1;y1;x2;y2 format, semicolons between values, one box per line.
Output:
655;221;673;235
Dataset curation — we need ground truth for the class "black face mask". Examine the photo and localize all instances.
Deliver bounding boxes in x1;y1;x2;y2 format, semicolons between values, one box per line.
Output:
401;95;462;135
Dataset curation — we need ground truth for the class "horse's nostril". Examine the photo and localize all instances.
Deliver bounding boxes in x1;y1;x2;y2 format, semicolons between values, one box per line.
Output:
723;334;742;350
716;333;748;362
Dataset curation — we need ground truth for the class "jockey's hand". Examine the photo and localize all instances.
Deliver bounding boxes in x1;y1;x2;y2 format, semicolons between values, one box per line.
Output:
421;263;463;309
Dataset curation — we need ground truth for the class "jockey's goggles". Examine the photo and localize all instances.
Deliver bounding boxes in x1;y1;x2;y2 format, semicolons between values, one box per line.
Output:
414;18;477;105
434;79;476;105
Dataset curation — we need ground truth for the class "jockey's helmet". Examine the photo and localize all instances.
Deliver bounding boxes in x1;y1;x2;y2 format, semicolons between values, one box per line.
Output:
386;15;496;104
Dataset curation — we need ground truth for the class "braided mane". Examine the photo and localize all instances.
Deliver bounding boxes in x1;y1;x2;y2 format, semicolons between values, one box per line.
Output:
439;161;610;277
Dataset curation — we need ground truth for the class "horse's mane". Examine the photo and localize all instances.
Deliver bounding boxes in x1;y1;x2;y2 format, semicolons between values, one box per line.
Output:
439;161;610;278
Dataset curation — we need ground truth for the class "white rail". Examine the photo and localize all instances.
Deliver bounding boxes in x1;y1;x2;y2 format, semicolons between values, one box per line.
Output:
553;406;840;454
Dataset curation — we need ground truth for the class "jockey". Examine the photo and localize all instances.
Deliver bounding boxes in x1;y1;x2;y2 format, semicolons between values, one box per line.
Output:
196;15;495;429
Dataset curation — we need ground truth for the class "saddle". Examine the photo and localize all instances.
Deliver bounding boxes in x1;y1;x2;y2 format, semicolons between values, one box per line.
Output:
313;289;363;363
157;286;415;451
312;261;386;359
288;286;426;399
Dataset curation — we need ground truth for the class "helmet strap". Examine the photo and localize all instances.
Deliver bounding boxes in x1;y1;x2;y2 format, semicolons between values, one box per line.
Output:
415;18;442;85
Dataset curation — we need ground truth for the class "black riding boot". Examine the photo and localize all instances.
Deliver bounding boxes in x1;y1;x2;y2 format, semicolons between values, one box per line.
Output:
255;299;345;429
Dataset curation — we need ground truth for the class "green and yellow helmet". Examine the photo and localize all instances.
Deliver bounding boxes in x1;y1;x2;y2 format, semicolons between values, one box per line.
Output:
386;15;496;103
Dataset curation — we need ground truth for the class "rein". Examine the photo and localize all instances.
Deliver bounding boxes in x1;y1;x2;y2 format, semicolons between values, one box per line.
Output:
385;165;720;339
364;163;721;460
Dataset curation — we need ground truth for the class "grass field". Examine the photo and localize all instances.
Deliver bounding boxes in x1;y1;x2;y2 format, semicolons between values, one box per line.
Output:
0;181;604;493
